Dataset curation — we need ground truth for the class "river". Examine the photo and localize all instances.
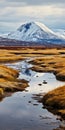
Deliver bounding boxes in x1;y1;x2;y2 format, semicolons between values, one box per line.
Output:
0;59;65;130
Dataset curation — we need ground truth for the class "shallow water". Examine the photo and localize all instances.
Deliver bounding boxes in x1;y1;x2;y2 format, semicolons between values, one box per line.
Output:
0;59;65;130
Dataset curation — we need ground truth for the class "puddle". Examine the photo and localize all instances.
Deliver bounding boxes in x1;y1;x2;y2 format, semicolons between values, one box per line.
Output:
0;59;65;130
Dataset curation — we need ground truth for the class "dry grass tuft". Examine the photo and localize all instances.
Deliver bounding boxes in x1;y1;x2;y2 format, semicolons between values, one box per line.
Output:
42;86;65;119
0;49;24;63
0;65;19;80
29;55;65;81
0;65;28;100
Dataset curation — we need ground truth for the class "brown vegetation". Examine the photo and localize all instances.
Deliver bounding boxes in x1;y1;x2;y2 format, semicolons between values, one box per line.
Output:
24;48;65;119
0;65;28;101
29;55;65;81
0;47;65;119
0;49;24;62
42;86;65;120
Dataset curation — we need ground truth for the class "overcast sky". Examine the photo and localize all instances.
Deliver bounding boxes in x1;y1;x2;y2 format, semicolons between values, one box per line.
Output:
0;0;65;33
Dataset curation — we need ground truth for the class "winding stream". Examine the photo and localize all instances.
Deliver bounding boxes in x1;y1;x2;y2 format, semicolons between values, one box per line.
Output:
0;59;65;130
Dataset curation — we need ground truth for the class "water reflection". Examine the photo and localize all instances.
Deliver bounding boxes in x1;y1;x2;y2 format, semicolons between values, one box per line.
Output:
22;68;31;76
0;60;64;130
0;92;62;130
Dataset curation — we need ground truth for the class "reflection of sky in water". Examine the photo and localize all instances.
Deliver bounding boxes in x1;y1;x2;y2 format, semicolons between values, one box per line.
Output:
28;72;65;94
12;61;65;94
0;92;61;130
7;60;65;94
1;60;64;130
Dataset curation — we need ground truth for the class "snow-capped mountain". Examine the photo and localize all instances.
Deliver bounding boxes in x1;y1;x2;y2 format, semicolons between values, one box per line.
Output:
6;22;65;45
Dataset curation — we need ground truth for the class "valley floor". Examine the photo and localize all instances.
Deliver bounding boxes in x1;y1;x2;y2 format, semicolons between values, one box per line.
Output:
0;47;65;120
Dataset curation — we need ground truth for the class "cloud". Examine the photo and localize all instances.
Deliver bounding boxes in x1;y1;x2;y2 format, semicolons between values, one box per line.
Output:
0;5;64;21
0;0;65;32
0;0;65;7
4;0;65;5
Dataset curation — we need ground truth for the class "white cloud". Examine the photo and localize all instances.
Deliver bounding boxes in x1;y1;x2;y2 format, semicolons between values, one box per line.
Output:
0;0;65;6
0;5;64;19
17;6;64;17
0;1;65;32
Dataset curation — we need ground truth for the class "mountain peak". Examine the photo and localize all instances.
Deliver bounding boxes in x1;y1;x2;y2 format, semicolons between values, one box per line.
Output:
17;21;55;34
6;21;65;45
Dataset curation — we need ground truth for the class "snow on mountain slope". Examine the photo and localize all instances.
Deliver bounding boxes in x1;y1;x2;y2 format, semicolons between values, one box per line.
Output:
35;22;55;35
7;22;65;44
54;29;65;38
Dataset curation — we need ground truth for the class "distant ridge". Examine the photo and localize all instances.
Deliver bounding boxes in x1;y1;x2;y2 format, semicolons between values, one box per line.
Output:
0;36;65;48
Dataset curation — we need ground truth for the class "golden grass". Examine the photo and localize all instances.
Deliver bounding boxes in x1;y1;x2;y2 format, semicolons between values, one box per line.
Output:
0;47;65;116
29;55;65;81
0;65;19;80
2;48;64;82
0;49;24;63
19;48;65;120
0;48;65;62
0;78;28;91
0;48;62;62
0;88;4;95
9;48;59;55
12;48;65;55
42;86;65;119
0;65;28;100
